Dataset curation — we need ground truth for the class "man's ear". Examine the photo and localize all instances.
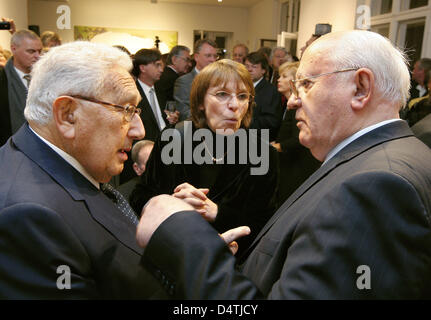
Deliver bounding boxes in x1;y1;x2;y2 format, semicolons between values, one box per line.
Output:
52;96;78;139
139;64;147;74
351;68;374;111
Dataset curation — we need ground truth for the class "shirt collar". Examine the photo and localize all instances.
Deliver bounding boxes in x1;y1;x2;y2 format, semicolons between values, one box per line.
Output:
29;126;100;189
137;79;154;95
323;119;402;165
253;77;264;87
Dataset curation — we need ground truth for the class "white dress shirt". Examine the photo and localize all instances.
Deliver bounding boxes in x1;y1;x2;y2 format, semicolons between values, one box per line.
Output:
137;79;166;130
323;119;403;165
29;126;100;189
14;66;31;89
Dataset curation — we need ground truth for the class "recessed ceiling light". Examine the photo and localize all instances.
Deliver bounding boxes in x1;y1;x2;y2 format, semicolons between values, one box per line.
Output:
218;0;222;2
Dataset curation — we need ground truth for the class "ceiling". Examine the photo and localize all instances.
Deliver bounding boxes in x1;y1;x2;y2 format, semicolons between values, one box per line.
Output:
154;0;262;8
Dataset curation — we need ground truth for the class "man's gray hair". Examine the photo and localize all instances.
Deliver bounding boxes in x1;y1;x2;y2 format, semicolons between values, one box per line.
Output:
270;46;289;60
11;29;40;47
24;41;134;125
310;30;411;108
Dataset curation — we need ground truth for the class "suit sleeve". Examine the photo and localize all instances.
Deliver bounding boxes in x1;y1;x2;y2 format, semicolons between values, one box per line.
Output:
173;75;191;121
142;211;264;299
0;203;99;299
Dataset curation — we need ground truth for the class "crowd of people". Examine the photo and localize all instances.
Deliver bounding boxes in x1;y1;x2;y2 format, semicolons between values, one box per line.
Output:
0;19;430;299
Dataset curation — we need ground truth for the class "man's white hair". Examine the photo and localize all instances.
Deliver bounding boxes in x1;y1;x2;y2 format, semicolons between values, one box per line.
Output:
24;41;134;124
309;30;410;108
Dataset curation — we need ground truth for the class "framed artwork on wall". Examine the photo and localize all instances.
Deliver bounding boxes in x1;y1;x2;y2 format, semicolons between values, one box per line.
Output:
74;25;178;54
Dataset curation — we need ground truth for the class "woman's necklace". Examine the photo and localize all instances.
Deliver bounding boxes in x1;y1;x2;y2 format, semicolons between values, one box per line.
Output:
202;137;230;163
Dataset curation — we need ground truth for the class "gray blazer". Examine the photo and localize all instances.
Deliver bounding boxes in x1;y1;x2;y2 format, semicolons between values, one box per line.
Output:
173;68;198;122
142;120;431;299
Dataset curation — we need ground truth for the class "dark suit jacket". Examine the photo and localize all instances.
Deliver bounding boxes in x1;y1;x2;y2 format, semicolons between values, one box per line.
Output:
155;66;179;109
0;124;165;299
173;68;198;121
275;108;321;203
250;78;283;141
0;67;11;147
142;121;431;299
411;113;431;148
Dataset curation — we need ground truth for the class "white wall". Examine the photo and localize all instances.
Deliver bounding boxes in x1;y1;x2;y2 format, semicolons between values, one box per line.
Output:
247;0;279;51
296;0;357;56
0;0;28;51
28;0;249;54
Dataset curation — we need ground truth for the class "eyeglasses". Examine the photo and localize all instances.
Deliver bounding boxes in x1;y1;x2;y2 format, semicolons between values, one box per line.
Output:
289;68;359;98
209;91;253;104
70;95;141;122
202;53;219;60
177;55;192;63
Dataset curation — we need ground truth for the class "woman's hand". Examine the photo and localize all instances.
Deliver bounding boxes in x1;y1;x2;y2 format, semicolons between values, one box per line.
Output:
173;182;218;222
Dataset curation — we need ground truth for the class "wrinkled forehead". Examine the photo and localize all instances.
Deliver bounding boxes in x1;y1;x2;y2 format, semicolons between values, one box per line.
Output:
297;45;335;77
103;68;139;105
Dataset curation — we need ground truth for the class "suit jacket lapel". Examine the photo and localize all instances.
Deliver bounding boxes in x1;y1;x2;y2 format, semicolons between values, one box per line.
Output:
244;120;414;253
13;124;143;254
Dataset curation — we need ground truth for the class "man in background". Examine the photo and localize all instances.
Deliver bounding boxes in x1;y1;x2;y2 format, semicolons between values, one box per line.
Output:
232;43;249;64
155;45;191;109
174;39;218;121
245;52;282;141
119;140;154;200
268;47;291;85
0;29;42;145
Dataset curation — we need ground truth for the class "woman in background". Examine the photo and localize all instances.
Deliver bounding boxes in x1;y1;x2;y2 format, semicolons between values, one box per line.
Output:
271;61;320;203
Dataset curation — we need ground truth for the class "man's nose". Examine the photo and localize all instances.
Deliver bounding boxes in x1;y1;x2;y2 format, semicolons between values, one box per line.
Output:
287;93;300;110
128;113;146;140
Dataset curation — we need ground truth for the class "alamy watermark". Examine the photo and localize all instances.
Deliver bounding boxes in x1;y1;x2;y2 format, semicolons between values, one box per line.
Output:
160;121;270;176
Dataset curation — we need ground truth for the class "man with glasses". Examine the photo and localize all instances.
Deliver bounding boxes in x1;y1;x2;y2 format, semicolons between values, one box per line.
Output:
136;30;431;299
155;45;191;110
0;41;166;298
174;39;218;121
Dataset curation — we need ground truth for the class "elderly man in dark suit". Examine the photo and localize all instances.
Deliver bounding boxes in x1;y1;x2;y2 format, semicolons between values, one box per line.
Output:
0;29;42;146
136;30;431;299
0;41;166;299
173;39;218;121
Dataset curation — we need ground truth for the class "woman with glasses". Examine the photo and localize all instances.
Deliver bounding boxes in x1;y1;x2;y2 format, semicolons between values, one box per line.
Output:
130;59;279;258
271;61;321;203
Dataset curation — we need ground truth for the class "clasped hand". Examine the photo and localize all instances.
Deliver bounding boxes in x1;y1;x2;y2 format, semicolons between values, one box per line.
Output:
172;182;218;222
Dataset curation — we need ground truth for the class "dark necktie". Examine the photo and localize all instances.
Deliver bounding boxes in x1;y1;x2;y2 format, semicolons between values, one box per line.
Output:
23;74;31;89
100;183;139;226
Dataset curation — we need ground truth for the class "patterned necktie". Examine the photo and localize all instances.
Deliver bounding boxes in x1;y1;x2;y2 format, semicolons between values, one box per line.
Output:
23;74;31;89
100;183;139;226
149;87;162;129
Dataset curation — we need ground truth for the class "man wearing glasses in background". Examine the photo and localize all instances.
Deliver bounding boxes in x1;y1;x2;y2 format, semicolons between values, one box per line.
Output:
0;41;167;299
174;39;218;121
136;30;431;299
155;45;191;110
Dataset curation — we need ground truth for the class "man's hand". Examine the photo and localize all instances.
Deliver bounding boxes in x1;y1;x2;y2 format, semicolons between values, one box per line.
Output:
136;194;194;248
1;17;16;35
220;226;251;255
173;182;218;222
